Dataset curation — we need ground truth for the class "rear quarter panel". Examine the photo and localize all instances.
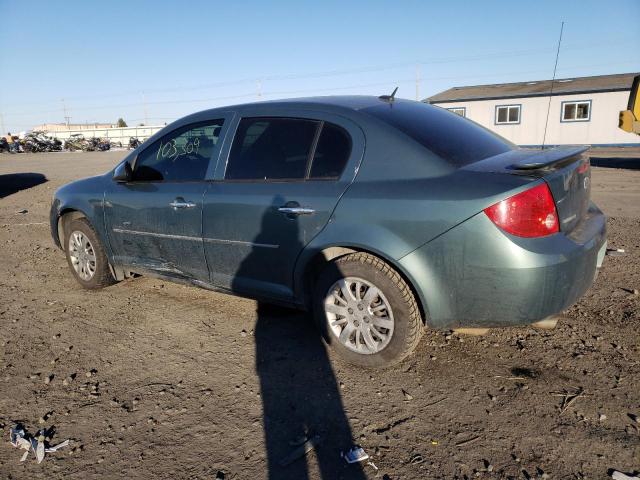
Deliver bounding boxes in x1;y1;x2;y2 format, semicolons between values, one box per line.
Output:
318;113;538;260
398;205;606;328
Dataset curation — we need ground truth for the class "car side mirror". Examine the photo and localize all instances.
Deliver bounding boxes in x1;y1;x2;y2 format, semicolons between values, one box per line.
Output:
113;161;132;183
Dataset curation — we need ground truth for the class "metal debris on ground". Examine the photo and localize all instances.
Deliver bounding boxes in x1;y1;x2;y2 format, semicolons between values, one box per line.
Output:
606;248;626;257
401;389;414;401
550;386;586;415
455;435;481;447
9;424;70;463
342;446;370;464
279;435;320;467
611;471;640;480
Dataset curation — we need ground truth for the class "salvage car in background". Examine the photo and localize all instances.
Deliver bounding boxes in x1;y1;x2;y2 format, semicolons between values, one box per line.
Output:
50;97;606;367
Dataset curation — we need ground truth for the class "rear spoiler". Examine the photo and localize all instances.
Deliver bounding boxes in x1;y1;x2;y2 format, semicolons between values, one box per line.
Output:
507;146;588;172
462;146;589;176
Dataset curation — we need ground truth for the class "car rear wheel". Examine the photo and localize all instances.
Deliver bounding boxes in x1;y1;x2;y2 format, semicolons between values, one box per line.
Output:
313;252;423;368
64;217;116;289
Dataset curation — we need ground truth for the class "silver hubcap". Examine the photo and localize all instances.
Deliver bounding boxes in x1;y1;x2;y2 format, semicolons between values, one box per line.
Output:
69;231;96;281
324;276;394;354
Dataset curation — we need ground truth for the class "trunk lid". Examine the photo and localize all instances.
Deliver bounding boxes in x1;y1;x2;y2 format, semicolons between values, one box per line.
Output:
464;146;592;234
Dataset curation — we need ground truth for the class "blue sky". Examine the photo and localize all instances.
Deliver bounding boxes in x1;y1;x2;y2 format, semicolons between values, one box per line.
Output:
1;0;639;132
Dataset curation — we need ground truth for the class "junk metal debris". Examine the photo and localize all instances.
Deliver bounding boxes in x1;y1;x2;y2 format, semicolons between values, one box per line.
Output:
611;471;640;480
9;424;70;463
279;435;320;467
550;386;586;415
606;248;626;257
0;131;137;154
342;446;370;464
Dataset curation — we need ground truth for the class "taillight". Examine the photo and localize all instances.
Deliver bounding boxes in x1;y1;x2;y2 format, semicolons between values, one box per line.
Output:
484;183;559;238
576;158;590;174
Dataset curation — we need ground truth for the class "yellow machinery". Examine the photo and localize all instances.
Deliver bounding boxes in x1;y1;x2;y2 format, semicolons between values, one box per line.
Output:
619;74;640;135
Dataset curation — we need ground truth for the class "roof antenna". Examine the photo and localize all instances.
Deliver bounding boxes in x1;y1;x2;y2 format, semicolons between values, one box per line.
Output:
541;21;564;150
379;87;398;103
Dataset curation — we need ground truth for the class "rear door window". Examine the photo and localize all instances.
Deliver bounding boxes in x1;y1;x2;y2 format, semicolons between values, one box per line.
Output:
225;118;353;181
225;118;319;180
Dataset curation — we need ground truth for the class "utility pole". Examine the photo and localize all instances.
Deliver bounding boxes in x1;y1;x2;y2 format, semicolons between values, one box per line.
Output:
62;98;70;126
0;112;5;134
256;80;262;99
415;64;421;101
142;92;148;125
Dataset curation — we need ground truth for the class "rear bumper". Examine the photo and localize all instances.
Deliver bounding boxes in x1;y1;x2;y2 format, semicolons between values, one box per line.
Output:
399;203;606;329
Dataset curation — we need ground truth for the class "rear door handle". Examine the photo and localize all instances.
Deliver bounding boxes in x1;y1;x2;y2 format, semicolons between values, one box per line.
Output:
170;198;197;209
278;206;315;216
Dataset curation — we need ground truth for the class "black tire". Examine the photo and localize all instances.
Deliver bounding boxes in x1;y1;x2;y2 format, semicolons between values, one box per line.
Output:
64;217;116;289
312;252;423;368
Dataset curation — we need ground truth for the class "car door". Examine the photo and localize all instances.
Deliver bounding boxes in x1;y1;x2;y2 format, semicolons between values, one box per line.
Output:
202;112;364;301
104;118;229;280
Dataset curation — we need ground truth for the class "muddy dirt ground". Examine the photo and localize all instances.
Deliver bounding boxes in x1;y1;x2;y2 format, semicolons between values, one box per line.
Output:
0;151;638;479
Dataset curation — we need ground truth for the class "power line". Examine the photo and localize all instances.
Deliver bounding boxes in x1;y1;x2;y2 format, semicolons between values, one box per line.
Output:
3;60;638;132
2;36;633;110
5;58;637;119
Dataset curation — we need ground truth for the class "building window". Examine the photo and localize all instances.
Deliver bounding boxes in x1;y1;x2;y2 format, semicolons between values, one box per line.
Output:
561;100;591;122
446;107;466;117
495;105;521;125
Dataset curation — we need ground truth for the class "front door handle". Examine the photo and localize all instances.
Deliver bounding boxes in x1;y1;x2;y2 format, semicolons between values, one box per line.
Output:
170;198;196;209
278;206;315;216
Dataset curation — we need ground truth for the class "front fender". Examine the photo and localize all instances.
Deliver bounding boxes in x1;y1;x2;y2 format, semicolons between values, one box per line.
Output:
50;175;110;255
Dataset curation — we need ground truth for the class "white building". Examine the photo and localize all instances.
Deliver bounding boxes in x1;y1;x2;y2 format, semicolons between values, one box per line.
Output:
39;125;165;146
33;122;115;132
426;72;640;147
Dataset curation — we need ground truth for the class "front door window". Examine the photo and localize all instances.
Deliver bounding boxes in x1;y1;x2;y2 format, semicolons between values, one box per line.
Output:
133;120;224;182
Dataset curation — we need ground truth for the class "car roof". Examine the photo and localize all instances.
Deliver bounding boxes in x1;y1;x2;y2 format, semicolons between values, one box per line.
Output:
192;95;403;118
254;95;386;110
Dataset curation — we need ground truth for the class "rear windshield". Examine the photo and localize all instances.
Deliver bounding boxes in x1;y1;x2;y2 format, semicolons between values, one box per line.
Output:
362;100;514;167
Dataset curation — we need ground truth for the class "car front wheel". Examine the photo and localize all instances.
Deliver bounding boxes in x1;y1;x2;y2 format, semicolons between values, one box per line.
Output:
313;252;423;368
64;217;116;289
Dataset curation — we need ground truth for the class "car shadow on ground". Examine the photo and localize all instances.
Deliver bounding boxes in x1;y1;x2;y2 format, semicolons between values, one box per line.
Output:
232;197;366;479
0;173;48;198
